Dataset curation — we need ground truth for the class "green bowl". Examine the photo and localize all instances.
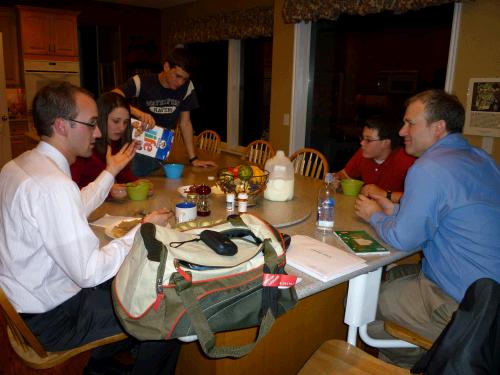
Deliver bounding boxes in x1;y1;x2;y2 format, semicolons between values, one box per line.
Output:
127;182;150;201
341;179;364;196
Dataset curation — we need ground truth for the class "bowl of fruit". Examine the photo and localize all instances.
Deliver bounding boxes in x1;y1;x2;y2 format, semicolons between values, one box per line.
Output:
217;165;269;202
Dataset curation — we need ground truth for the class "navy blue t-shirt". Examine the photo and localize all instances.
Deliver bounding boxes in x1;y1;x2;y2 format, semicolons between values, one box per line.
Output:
118;74;199;129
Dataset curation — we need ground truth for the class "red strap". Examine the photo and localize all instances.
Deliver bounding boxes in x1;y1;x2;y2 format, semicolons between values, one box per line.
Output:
153;293;164;312
262;273;298;288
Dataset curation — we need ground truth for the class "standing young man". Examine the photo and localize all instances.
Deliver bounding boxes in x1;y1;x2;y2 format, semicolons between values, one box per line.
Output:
337;115;415;203
0;82;180;374
355;90;500;367
114;48;216;176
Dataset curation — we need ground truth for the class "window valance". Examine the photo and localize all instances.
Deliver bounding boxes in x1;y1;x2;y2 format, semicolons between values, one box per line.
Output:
282;0;457;23
167;6;273;44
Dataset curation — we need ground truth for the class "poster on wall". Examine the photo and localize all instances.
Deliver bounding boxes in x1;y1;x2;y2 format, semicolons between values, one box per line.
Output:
464;78;500;137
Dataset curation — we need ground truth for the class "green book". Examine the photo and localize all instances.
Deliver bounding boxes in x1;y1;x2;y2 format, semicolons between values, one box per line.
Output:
334;230;389;256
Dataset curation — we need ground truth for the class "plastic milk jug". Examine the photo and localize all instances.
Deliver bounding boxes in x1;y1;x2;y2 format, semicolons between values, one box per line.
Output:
264;150;294;201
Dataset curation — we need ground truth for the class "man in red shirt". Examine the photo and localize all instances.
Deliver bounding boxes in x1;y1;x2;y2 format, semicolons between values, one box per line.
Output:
337;115;415;203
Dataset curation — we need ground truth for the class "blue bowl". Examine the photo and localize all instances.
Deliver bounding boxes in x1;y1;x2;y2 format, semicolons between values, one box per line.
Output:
163;163;184;179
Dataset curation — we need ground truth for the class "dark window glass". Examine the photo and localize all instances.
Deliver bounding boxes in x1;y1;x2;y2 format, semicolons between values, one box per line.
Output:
307;4;454;170
239;37;273;146
188;41;228;141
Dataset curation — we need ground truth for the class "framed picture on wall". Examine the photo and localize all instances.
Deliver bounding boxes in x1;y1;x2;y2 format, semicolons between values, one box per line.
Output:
464;78;500;137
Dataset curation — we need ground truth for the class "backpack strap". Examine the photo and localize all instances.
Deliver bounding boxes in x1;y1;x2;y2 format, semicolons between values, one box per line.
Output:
172;272;276;358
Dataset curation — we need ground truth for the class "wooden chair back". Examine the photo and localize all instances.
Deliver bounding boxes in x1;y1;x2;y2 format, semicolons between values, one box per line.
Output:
0;287;127;369
289;148;329;180
243;140;276;166
195;129;221;154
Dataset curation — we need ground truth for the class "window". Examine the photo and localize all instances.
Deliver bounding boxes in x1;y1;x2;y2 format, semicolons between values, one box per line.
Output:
306;4;454;170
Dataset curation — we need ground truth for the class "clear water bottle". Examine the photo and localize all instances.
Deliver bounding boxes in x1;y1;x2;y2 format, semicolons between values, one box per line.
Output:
316;173;335;232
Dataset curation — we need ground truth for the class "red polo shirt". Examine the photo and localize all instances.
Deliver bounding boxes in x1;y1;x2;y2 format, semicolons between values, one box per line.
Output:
344;147;416;191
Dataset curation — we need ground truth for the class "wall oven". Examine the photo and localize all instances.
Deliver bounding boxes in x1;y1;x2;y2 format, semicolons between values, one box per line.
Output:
24;60;81;113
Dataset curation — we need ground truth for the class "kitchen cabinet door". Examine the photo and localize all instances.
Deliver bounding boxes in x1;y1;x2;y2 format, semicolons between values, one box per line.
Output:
18;7;79;59
0;7;21;86
18;9;51;56
51;14;78;57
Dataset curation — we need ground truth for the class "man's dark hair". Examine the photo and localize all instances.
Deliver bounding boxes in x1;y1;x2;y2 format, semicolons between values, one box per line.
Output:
406;89;465;134
94;92;131;156
364;114;403;150
33;81;93;137
163;48;195;74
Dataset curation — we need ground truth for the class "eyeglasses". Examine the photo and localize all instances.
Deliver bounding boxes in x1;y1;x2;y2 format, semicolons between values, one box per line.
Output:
359;136;382;143
69;118;98;129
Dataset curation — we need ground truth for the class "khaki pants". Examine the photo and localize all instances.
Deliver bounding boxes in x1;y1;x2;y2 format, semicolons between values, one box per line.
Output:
367;264;458;368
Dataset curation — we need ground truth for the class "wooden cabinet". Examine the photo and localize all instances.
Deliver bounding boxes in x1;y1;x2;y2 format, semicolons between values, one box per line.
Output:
17;6;79;60
0;7;21;87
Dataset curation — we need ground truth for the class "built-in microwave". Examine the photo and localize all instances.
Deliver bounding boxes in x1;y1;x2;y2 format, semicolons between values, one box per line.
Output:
377;70;418;94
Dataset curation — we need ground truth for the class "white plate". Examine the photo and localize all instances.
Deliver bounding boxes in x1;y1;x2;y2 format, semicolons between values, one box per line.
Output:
104;218;141;239
177;185;193;198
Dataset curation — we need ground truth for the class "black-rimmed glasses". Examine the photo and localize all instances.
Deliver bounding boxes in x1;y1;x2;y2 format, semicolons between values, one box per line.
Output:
69;118;98;129
359;136;382;143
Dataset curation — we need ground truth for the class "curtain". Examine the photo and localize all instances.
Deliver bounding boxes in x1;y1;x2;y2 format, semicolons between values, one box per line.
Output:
282;0;458;23
167;7;273;44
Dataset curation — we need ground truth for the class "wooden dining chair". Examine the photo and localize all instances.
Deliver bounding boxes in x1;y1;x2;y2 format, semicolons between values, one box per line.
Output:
289;147;329;180
298;339;409;375
0;287;128;370
242;140;276;166
195;129;221;154
384;321;433;350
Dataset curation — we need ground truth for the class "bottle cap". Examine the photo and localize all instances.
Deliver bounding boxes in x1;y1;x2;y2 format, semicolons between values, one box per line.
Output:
325;172;334;184
238;193;248;199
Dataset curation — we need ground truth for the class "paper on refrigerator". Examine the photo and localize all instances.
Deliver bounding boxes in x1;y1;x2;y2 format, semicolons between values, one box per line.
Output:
286;235;367;282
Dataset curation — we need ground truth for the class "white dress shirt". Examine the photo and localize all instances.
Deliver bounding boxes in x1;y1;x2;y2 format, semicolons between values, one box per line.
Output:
0;142;136;313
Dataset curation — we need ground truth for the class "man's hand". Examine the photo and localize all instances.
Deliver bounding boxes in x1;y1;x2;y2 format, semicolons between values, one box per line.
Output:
354;194;383;222
105;142;136;177
369;193;395;216
132;108;155;130
192;158;217;168
361;184;386;198
142;208;173;226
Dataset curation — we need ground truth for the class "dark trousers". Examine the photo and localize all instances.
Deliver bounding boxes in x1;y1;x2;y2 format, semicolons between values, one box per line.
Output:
22;280;180;374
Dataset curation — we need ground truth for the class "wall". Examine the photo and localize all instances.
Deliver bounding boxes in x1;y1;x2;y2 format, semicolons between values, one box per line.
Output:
453;0;500;162
268;0;294;152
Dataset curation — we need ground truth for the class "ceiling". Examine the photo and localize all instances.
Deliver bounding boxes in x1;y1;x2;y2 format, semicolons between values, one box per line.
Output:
94;0;196;10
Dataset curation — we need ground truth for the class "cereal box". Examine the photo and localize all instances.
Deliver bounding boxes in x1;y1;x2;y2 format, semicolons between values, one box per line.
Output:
131;119;174;161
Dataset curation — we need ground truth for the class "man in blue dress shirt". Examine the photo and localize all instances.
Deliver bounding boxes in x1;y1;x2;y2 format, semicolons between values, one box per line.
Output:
355;89;500;367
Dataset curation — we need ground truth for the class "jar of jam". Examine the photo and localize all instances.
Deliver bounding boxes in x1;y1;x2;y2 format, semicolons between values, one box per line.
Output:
195;185;211;217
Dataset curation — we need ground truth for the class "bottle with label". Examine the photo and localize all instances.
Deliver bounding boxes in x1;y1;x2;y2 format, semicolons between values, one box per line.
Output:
226;192;235;212
237;193;248;213
264;150;294;201
316;172;335;232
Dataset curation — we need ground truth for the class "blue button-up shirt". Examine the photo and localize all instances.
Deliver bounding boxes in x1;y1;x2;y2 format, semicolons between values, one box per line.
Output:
370;133;500;302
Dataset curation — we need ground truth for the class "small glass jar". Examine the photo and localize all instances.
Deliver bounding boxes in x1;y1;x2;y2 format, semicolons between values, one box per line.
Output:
195;185;212;217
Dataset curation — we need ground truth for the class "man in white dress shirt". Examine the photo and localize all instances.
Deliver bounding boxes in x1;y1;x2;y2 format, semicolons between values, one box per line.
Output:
0;82;179;374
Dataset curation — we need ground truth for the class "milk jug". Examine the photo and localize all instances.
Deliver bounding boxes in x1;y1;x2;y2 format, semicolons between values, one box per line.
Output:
264;150;294;201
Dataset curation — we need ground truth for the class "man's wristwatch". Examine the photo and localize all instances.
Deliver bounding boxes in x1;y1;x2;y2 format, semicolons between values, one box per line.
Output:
386;190;392;201
189;156;198;164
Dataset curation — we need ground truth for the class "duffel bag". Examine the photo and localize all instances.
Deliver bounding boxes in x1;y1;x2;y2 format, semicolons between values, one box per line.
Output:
112;213;298;358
